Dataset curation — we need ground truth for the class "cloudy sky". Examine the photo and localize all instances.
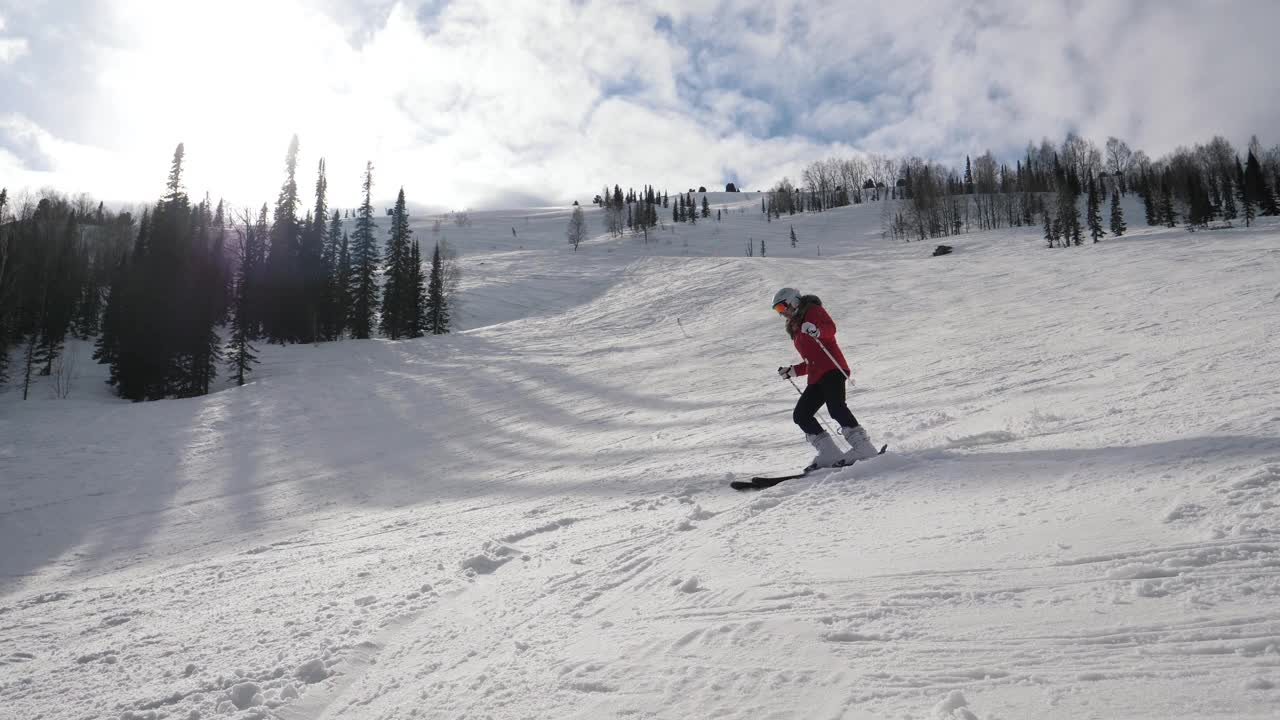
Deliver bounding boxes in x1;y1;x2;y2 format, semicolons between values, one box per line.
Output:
2;0;1278;209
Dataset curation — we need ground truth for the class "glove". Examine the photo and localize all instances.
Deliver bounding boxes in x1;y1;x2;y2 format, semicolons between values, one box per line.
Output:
801;322;820;339
777;365;796;380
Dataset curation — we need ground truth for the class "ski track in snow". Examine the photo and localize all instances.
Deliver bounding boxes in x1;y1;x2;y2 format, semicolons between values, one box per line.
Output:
3;195;1280;718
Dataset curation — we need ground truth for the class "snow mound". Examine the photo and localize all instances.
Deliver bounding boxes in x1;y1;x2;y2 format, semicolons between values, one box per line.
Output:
933;690;979;719
228;681;263;709
295;658;329;684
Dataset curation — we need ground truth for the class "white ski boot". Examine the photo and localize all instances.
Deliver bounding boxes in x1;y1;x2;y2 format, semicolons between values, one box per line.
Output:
804;432;846;471
840;425;879;462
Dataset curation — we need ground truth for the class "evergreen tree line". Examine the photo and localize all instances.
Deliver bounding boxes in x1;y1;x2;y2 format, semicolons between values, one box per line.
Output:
579;184;724;248
94;145;230;400
670;189;711;225
2;137;455;402
596;184;666;241
1133;146;1278;230
761;132;1280;243
0;190;134;398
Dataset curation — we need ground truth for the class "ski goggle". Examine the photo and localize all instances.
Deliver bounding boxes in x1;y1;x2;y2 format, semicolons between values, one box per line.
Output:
773;301;789;314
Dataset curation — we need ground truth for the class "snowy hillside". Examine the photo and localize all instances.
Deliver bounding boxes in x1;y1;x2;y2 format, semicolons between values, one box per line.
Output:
4;195;1280;720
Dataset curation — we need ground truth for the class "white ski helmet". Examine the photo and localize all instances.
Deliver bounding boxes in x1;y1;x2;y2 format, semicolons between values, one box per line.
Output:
772;287;801;314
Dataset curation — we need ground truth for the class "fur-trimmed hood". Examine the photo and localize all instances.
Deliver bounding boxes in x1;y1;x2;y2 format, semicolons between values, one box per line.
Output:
785;294;823;338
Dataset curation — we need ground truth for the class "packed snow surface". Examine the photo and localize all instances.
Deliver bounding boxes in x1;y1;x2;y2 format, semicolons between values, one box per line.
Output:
3;194;1280;719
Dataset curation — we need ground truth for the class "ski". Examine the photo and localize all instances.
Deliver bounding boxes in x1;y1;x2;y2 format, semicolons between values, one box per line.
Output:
729;471;813;490
730;444;888;491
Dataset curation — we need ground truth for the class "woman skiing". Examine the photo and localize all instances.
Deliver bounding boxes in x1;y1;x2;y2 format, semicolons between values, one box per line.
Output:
772;287;880;470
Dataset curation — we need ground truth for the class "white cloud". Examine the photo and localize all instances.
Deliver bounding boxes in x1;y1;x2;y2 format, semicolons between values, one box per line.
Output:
3;0;1280;208
0;12;29;64
0;38;26;64
0;112;120;190
704;90;779;137
802;100;877;137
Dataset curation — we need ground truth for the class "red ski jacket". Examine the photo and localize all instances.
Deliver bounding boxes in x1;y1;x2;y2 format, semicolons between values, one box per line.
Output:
787;303;850;384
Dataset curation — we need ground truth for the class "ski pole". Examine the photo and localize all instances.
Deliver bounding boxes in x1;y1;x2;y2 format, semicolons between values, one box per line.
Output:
813;336;853;385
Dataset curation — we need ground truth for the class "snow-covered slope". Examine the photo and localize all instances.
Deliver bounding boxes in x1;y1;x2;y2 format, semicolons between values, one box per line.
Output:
3;197;1280;719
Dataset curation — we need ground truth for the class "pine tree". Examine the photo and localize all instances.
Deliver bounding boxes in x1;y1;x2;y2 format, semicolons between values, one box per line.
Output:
248;204;269;339
299;158;328;343
701;195;710;218
68;251;97;341
335;228;351;335
1222;176;1238;222
410;238;426;338
93;257;125;379
181;199;223;397
95;209;150;391
210;199;230;324
5;199;73;397
1109;188;1126;237
1245;150;1278;216
1160;179;1177;227
319;210;343;339
36;211;84;376
790;225;797;247
1043;208;1054;248
20;329;37;400
227;211;260;386
1186;171;1212;228
1237;156;1255;228
11;205;68;387
424;241;449;335
1086;171;1104;242
1141;172;1158;226
1052;185;1069;248
266;135;302;343
349;162;380;339
146;144;194;399
97;142;226;400
380;188;413;339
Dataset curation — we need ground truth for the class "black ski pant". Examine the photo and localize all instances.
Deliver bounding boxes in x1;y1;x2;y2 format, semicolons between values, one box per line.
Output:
793;369;859;436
